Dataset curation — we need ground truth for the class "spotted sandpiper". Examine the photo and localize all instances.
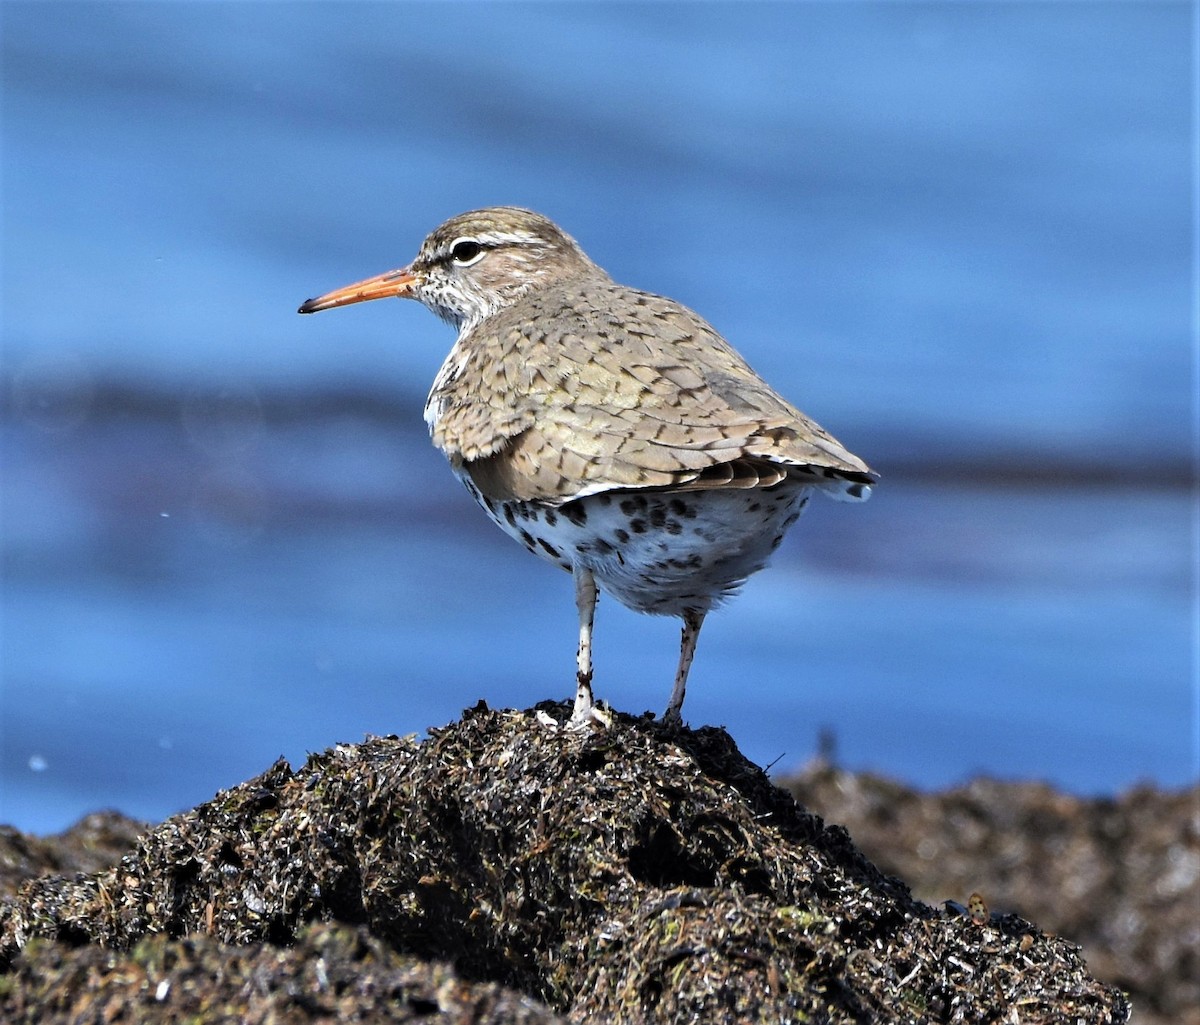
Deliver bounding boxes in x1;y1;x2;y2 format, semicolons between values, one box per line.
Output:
299;207;875;724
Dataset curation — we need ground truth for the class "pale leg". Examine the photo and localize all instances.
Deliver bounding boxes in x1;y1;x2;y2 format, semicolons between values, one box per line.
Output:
571;565;598;722
664;608;706;722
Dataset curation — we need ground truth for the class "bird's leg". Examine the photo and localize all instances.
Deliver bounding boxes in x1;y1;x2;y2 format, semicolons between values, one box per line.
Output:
664;608;706;723
571;565;598;722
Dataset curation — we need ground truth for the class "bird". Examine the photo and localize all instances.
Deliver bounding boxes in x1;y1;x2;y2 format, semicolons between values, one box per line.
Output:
299;207;875;725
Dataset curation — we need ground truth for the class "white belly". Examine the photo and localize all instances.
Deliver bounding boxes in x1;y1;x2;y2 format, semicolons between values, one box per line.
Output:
458;474;813;617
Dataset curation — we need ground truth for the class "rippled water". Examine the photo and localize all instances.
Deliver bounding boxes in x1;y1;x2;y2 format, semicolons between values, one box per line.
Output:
1;2;1193;832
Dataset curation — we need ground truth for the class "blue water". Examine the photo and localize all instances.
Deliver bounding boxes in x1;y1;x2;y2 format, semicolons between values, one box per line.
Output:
1;2;1194;834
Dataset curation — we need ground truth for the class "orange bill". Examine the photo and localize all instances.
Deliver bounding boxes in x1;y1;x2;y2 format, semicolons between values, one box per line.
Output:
298;267;418;314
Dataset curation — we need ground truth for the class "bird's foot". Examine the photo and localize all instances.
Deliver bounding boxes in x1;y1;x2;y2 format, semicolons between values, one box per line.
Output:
567;698;612;730
660;704;685;727
568;666;609;729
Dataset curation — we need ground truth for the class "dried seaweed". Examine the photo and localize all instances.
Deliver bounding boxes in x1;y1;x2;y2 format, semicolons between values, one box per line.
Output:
0;703;1130;1023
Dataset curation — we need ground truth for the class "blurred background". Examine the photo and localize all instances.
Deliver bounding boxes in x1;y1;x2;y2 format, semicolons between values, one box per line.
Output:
1;2;1193;834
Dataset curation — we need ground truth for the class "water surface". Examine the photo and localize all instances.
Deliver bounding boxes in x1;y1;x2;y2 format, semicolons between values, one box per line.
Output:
1;2;1193;832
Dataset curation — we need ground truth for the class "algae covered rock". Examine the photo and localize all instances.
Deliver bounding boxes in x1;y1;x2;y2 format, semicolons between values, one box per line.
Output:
0;703;1129;1023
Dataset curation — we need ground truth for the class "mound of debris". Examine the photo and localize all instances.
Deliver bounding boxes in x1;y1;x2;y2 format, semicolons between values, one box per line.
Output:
783;762;1199;1025
0;703;1129;1024
0;811;146;897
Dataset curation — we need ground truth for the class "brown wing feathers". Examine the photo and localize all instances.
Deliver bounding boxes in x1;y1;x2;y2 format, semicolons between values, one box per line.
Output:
436;280;876;505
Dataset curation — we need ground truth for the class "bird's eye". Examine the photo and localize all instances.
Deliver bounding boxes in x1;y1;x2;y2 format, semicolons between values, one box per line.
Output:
449;239;484;265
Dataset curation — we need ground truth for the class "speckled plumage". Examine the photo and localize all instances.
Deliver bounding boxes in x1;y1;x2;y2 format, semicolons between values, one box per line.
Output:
300;207;876;724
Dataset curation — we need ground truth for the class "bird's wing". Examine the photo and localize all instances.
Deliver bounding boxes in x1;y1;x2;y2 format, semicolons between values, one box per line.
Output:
431;282;876;505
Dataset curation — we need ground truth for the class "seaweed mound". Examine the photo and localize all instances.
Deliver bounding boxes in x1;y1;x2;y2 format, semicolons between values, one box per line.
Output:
783;763;1199;1025
0;703;1129;1023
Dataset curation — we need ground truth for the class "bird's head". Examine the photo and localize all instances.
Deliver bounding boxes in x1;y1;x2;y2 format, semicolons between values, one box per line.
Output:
298;207;602;330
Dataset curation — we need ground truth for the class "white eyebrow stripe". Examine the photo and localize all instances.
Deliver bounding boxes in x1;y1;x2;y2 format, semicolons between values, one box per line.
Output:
431;229;546;264
472;230;541;248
